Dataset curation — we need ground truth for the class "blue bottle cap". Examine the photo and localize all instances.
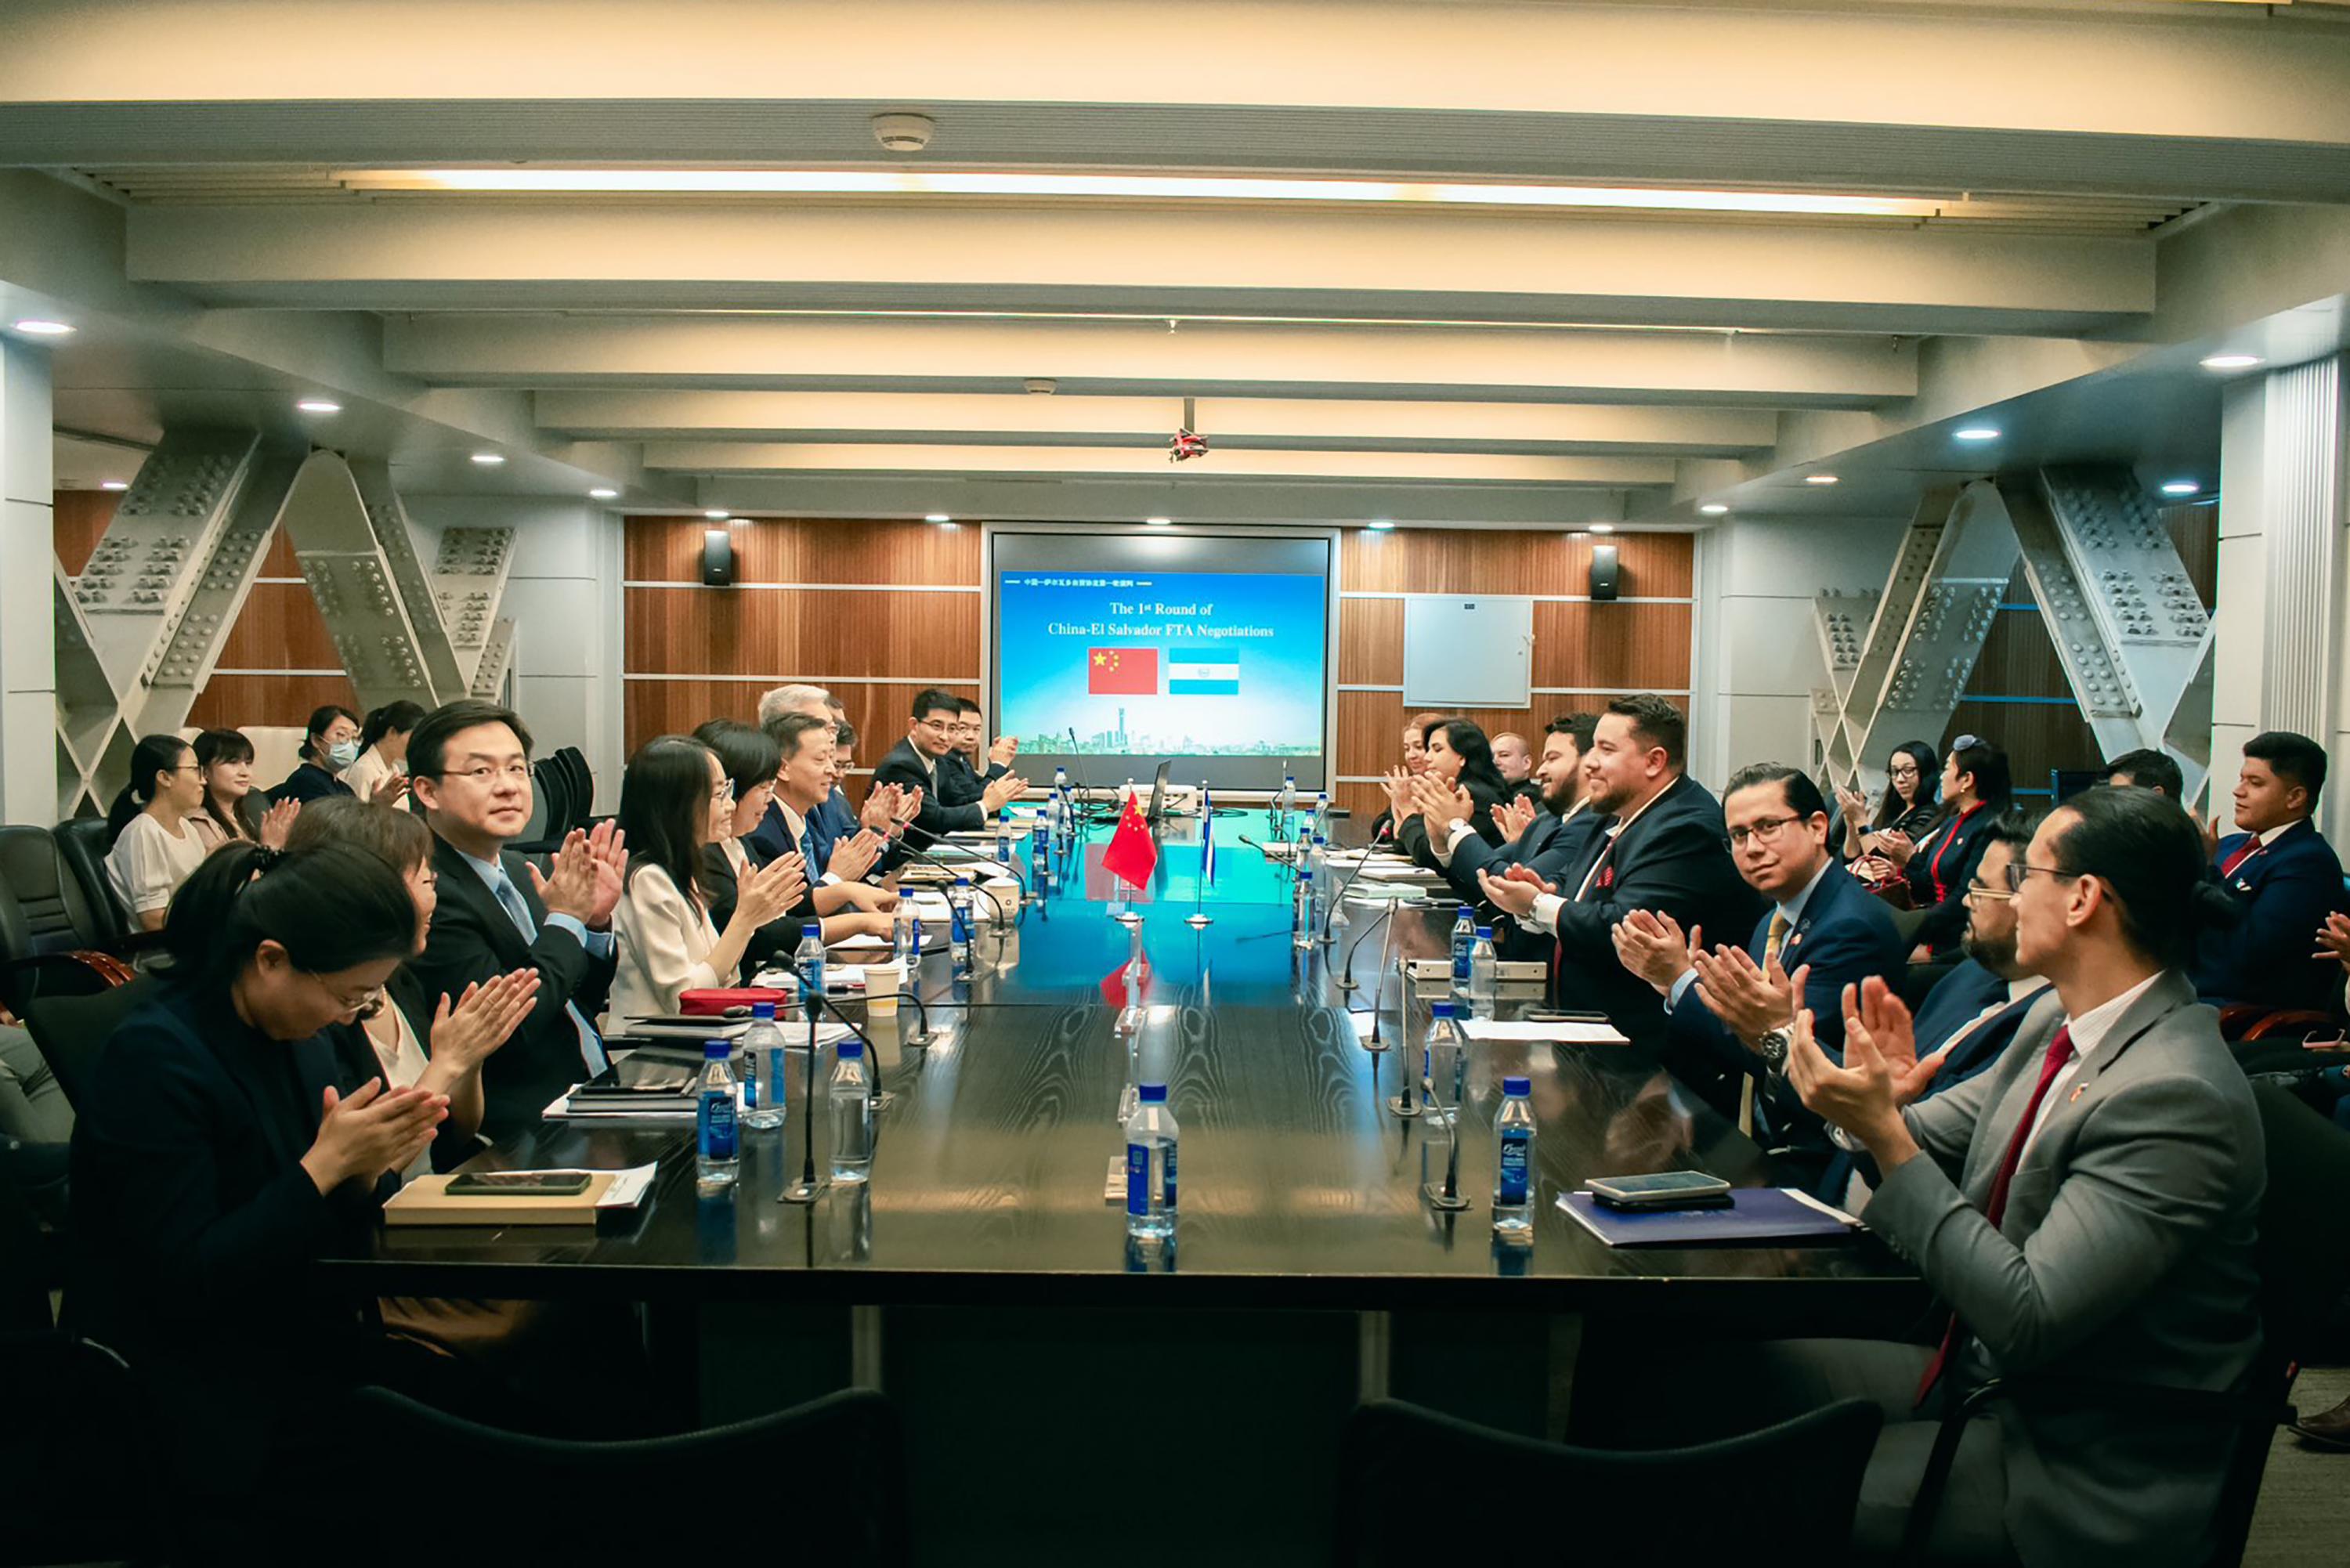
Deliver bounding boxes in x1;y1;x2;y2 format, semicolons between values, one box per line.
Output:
838;1038;864;1058
1138;1082;1168;1103
1503;1075;1531;1096
1430;1001;1456;1018
752;1002;776;1020
1475;925;1494;939
954;874;971;885
704;1039;732;1059
802;922;820;937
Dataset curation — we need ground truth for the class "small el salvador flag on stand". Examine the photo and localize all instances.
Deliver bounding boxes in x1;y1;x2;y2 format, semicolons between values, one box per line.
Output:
1200;784;1216;883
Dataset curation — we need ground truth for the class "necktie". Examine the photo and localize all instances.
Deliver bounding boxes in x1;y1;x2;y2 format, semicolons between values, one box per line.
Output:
490;865;609;1078
1549;826;1622;1002
1736;912;1796;1136
1916;1024;2077;1403
2218;836;2261;880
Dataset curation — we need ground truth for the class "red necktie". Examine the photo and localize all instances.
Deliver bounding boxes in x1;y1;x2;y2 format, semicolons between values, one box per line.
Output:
1549;832;1618;1001
1915;1024;2077;1404
2218;837;2260;880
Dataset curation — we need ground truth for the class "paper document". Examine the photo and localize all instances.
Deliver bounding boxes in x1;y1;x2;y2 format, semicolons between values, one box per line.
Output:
1458;1018;1629;1045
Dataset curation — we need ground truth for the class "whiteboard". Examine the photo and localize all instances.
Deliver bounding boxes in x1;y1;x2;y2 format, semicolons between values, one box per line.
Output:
1401;595;1534;709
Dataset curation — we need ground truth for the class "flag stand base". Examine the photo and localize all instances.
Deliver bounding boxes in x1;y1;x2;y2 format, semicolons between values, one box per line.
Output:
1184;912;1213;928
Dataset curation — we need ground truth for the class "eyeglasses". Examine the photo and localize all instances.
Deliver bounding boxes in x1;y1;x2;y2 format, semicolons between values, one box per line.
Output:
1963;879;2014;904
302;970;384;1013
710;779;736;802
1727;815;1802;848
2002;862;2081;894
2304;1028;2349;1053
1888;764;1922;779
913;717;951;733
435;762;532;786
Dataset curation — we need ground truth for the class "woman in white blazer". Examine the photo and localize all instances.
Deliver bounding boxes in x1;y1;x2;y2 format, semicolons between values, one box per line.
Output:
608;735;802;1024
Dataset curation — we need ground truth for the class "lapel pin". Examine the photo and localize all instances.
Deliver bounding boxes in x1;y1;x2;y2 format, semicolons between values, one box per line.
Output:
2067;1084;2088;1104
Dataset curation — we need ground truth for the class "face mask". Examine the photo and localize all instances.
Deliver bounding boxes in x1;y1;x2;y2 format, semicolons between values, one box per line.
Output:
327;739;361;771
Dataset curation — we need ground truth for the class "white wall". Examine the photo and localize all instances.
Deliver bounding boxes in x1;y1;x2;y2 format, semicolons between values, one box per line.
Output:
0;341;55;824
402;496;626;815
1691;514;1905;789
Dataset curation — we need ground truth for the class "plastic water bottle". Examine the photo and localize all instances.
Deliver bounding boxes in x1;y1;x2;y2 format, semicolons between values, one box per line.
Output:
1030;810;1048;879
695;1039;740;1192
794;922;826;1013
828;1038;873;1184
995;807;1014;867
1291;858;1314;948
1307;836;1329;934
740;1002;786;1131
1313;792;1330;839
1450;906;1477;988
1468;927;1499;1003
1493;1076;1536;1239
1423;1001;1466;1125
1277;773;1296;832
948;876;975;979
892;898;921;966
1124;1082;1178;1247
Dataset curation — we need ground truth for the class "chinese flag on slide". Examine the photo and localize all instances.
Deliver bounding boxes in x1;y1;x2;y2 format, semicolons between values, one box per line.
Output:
1087;646;1159;695
1101;793;1159;890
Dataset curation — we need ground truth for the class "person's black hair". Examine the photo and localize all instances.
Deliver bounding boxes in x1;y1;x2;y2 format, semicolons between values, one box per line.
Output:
1979;808;2039;861
407;699;533;782
299;703;361;764
1723;762;1828;823
2243;730;2328;811
1423;720;1508;798
833;719;859;750
956;697;983;717
2045;786;2210;970
618;735;721;909
357;699;428;757
106;733;193;847
1546;712;1600;753
768;711;832;759
1933;734;2011;824
161;840;418;994
1873;739;1942;829
1604;693;1687;769
191;728;257;843
693;719;783;797
909;687;960;721
2104;746;2185;800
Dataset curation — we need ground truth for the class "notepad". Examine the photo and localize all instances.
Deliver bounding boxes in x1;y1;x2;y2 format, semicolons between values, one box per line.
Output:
1556;1187;1860;1247
384;1164;660;1226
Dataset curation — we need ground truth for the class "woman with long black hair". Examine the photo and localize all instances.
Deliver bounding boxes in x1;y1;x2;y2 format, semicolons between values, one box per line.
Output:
189;727;300;850
103;732;212;931
341;699;425;805
1885;734;2012;960
67;840;451;1548
1834;739;1940;863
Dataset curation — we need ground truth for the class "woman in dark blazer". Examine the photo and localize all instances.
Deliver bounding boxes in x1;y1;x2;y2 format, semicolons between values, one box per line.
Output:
66;840;451;1552
269;703;365;804
1391;719;1512;873
1888;735;2011;959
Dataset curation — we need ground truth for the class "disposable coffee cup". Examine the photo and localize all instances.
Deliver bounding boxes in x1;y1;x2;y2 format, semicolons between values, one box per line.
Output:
865;963;902;1015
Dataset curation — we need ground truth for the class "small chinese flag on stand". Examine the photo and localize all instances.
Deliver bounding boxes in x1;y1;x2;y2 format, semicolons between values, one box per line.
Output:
1101;792;1159;890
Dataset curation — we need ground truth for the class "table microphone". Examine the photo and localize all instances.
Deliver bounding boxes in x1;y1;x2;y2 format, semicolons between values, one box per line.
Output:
1318;822;1397;945
888;839;1017;925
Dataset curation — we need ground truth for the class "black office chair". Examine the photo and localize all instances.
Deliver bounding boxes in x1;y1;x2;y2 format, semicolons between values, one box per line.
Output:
555;746;595;833
1904;1082;2350;1567
0;826;135;1015
1335;1397;1882;1567
50;815;122;945
346;1385;911;1566
21;977;153;1114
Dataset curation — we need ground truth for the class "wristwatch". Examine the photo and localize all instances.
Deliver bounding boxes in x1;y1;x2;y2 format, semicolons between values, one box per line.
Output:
1752;1027;1794;1068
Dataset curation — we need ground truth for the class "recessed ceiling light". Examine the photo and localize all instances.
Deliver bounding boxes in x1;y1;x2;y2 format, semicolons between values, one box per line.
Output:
1697;503;1729;516
925;513;952;523
1954;426;2000;442
1804;474;1841;486
588;487;618;500
99;480;128;491
1589;523;1617;534
1366;519;1394;531
10;319;73;336
295;398;342;415
2200;352;2263;371
469;452;504;466
704;508;730;520
2160;479;2200;497
1144;516;1173;527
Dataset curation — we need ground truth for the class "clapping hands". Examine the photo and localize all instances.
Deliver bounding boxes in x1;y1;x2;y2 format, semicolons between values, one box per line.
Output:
428;968;543;1071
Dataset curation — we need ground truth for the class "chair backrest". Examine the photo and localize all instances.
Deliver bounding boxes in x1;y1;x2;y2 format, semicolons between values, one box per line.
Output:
1336;1397;1883;1568
347;1385;909;1566
555;746;594;829
0;826;107;959
21;978;154;1115
51;816;122;945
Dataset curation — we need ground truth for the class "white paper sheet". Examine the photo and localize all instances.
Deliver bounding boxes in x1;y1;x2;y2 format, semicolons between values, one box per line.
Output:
1457;1018;1629;1044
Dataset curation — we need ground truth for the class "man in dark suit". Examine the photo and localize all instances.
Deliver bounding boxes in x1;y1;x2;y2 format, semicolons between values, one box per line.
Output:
406;699;622;1143
2192;730;2348;1012
874;687;1025;841
1413;713;1599;910
1491;731;1542;805
935;698;1017;808
1610;763;1903;1133
1477;695;1765;1048
1901;816;2054;1097
2105;746;2184;800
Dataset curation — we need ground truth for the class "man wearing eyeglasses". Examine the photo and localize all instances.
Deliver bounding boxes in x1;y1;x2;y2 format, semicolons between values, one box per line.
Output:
935;697;1018;808
873;687;1025;841
1775;786;2262;1566
1608;762;1903;1137
407;699;623;1141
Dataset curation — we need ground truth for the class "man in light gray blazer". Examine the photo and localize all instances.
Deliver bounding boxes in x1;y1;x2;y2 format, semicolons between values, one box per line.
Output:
1784;786;2264;1567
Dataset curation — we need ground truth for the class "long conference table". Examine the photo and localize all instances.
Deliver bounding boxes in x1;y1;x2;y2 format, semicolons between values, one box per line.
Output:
331;810;1924;1563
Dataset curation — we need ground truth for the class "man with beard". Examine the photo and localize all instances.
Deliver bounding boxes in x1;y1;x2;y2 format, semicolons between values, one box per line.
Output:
1412;713;1598;908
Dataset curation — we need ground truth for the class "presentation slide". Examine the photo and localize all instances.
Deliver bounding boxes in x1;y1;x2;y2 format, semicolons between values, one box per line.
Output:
989;531;1334;791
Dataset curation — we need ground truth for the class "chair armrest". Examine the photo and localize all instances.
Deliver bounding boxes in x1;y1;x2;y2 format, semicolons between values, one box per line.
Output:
2241;1010;2338;1042
0;949;136;994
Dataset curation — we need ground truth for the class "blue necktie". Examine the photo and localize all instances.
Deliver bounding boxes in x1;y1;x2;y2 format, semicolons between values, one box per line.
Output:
490;865;609;1077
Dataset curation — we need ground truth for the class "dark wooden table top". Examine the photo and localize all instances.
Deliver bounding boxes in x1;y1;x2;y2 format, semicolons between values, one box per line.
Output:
324;813;1924;1317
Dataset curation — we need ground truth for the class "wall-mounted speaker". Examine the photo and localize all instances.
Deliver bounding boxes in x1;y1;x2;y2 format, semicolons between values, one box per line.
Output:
701;529;736;587
1589;543;1620;602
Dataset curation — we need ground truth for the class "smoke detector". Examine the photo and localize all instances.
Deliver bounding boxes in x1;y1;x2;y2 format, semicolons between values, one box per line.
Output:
871;113;935;154
1023;377;1058;396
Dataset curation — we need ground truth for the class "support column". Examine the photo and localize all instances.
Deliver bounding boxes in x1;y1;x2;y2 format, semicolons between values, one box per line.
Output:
2213;354;2350;845
0;339;55;826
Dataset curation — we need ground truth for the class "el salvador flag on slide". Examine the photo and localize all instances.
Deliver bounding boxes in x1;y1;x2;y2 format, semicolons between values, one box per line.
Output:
1167;646;1241;696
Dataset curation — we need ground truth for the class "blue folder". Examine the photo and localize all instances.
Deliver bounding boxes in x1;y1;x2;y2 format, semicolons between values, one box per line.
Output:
1559;1187;1860;1248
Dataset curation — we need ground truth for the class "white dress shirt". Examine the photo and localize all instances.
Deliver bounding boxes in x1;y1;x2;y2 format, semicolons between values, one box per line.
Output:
2020;970;2160;1156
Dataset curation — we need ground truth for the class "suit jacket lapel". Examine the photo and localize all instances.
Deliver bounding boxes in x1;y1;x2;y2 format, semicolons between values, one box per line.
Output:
434;835;530;966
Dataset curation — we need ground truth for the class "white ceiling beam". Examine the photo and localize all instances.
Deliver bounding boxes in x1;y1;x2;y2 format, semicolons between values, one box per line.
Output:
642;443;1673;487
392;315;1915;408
536;391;1777;455
126;200;2150;334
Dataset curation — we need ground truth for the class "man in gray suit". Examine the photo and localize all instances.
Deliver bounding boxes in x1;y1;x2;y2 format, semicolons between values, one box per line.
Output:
1782;786;2263;1566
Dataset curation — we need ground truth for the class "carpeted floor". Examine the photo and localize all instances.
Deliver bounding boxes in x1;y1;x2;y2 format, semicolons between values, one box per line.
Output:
2243;1363;2350;1566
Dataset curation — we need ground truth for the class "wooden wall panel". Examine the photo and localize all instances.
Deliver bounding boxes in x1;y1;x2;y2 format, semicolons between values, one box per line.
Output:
258;529;302;577
188;673;360;731
625;515;980;584
214;581;342;671
1338;598;1405;686
1337;598;1690;691
53;490;117;576
1341;529;1693;598
624;586;979;681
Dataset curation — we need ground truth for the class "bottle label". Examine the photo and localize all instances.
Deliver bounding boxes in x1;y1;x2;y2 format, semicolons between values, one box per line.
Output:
1125;1142;1150;1216
1163;1140;1177;1210
1497;1129;1531;1204
700;1090;739;1160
